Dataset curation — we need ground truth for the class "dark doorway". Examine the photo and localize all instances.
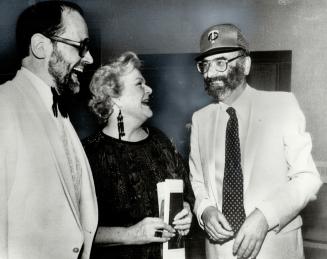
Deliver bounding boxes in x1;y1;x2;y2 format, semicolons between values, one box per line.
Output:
138;51;292;158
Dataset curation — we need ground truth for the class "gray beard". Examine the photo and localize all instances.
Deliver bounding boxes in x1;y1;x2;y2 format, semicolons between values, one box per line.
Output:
204;63;246;101
48;46;80;95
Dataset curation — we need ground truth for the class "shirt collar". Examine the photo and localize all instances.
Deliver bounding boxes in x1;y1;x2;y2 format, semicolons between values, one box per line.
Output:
220;84;252;119
21;67;53;113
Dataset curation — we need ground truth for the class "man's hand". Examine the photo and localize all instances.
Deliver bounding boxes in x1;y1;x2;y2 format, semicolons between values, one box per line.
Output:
233;209;268;259
201;206;234;242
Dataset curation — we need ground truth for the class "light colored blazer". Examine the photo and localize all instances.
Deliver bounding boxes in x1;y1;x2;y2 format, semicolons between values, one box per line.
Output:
189;86;322;259
0;70;98;259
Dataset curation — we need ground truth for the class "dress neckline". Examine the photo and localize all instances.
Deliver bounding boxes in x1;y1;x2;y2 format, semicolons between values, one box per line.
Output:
100;127;151;145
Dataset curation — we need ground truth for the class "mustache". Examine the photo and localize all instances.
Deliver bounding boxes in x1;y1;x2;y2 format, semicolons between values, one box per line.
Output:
204;76;228;86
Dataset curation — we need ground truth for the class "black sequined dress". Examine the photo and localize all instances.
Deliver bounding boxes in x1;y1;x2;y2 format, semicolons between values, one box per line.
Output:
83;127;194;259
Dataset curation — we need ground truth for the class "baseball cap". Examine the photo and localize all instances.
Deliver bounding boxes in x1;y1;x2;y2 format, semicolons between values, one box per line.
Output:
195;24;249;61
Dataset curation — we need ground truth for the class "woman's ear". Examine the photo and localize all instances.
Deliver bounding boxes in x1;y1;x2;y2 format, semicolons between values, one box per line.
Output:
112;98;122;108
30;33;50;59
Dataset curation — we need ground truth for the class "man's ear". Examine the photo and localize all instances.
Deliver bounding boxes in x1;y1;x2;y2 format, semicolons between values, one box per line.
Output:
30;33;50;59
244;56;251;76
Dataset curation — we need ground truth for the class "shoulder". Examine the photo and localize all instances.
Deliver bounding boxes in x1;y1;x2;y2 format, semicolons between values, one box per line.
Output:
251;88;298;111
0;77;24;140
193;103;218;115
0;71;29;110
148;127;184;163
148;126;171;143
82;131;115;168
249;88;305;127
192;103;218;121
0;79;18;100
254;88;295;102
82;131;104;150
148;126;178;150
0;79;22;120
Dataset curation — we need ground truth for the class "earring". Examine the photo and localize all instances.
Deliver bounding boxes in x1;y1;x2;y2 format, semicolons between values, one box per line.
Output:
117;109;125;140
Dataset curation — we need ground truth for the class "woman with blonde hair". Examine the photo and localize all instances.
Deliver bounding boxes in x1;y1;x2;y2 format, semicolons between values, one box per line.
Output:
83;51;194;259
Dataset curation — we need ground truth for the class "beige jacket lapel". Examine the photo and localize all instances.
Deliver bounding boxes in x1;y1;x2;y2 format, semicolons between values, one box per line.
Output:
206;104;220;206
243;88;263;192
14;70;82;228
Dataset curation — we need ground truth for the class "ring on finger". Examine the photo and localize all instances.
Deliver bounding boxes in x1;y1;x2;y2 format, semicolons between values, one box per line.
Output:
154;230;163;238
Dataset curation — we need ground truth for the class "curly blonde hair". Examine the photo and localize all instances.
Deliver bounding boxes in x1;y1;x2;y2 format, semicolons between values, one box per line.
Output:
89;51;141;124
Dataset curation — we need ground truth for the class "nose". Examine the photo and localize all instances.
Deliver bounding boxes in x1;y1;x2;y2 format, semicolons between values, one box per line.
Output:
144;84;152;95
205;62;217;78
82;51;94;65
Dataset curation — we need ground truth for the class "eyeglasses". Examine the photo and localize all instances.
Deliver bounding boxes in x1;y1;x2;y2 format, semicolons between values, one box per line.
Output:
196;54;245;74
47;35;90;58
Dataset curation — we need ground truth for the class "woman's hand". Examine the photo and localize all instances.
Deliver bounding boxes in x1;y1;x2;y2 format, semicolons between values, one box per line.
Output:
172;202;193;236
127;217;176;245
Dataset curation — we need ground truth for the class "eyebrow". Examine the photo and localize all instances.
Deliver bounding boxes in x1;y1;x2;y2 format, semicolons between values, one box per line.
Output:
209;57;227;61
136;77;145;83
204;53;243;62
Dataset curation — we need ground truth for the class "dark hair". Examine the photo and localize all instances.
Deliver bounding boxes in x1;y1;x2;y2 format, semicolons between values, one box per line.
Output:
16;1;84;59
89;51;142;124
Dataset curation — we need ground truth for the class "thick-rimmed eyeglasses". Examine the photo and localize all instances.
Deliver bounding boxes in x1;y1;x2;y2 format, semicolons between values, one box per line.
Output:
196;54;245;74
47;35;90;58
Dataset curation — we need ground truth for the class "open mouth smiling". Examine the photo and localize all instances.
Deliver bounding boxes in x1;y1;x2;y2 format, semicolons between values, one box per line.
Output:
141;98;150;106
72;66;84;74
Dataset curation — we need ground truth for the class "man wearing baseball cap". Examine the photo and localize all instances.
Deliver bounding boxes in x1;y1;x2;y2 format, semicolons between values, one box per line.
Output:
189;23;321;259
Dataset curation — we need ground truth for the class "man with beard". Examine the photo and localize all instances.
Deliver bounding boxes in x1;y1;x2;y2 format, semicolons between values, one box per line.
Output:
0;1;97;259
189;24;321;259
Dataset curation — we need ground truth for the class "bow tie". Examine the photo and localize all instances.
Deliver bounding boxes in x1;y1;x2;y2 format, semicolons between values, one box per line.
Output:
51;87;68;118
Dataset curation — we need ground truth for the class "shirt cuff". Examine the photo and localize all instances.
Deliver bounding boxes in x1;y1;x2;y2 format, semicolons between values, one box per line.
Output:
196;199;216;229
256;203;280;232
